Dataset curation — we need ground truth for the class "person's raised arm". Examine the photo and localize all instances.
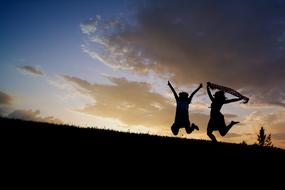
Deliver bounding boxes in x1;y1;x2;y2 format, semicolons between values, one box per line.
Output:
189;83;203;102
168;81;178;100
224;97;243;104
207;82;214;102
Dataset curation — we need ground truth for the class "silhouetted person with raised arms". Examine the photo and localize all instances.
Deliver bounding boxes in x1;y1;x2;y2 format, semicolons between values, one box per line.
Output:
168;81;202;135
206;82;243;142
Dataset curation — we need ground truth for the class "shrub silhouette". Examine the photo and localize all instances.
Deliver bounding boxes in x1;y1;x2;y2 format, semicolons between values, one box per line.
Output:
257;127;273;147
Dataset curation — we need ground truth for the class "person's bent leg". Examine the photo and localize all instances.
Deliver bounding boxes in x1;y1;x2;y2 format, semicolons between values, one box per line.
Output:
185;122;193;134
171;123;179;135
219;121;239;136
207;128;217;142
191;123;199;131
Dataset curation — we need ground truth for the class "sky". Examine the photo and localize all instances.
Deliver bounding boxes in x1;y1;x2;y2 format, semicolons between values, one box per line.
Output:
1;0;285;148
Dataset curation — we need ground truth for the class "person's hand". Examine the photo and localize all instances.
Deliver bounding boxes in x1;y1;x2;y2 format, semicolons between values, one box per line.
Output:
243;98;249;104
199;83;203;88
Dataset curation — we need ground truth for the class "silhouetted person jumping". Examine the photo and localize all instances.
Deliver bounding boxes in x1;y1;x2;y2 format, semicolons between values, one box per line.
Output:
206;82;243;142
168;81;202;135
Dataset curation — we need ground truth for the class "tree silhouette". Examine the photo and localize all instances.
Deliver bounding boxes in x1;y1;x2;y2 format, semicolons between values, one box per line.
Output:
265;133;272;147
257;127;273;147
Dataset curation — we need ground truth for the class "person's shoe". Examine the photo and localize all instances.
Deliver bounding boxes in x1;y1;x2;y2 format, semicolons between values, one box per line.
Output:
231;121;240;125
171;125;179;135
191;123;199;131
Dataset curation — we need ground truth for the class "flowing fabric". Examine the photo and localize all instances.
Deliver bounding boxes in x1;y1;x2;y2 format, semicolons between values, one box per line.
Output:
208;82;249;103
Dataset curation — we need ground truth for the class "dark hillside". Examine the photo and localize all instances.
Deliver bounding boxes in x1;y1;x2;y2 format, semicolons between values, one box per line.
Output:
1;117;284;172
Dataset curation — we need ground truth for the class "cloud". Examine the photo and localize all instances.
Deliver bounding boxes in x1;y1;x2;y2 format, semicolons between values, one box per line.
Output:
0;107;5;117
8;109;63;124
62;75;208;134
224;113;238;119
81;0;285;107
80;15;101;34
222;133;242;138
191;102;209;110
272;133;285;141
17;66;44;76
0;91;12;105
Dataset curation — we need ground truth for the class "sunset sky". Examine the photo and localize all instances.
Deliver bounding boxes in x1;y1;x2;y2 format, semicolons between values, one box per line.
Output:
1;0;285;148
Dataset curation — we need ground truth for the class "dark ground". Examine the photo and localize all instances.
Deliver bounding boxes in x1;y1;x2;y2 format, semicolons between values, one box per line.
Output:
1;117;284;184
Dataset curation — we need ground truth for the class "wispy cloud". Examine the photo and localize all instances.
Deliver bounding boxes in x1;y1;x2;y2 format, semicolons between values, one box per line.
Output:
8;109;63;124
81;0;285;108
0;91;12;105
17;65;44;76
80;16;153;73
80;15;101;34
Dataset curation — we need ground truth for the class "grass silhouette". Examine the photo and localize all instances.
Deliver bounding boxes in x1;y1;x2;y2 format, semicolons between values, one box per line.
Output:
1;117;284;168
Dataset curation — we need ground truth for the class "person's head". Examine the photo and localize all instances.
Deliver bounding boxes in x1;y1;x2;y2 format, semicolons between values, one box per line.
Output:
179;91;189;101
214;90;226;101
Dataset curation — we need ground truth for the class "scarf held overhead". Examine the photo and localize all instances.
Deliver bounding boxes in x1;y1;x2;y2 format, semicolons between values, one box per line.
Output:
208;82;249;104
